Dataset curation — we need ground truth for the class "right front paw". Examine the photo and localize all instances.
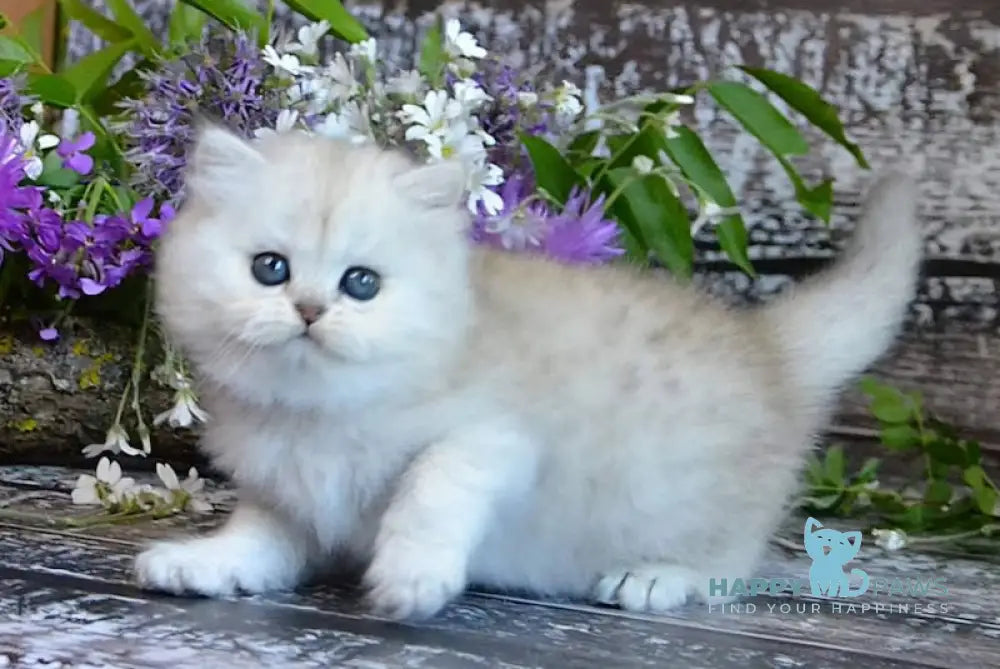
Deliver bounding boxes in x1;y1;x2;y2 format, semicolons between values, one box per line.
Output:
134;538;294;597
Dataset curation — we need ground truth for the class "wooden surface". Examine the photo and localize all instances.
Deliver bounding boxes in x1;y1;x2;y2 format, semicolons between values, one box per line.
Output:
1;464;999;668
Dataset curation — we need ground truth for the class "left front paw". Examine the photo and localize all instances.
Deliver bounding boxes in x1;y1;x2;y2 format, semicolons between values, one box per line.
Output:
363;541;466;620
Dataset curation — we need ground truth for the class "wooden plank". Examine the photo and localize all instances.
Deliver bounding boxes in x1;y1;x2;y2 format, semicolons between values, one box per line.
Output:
1;465;999;667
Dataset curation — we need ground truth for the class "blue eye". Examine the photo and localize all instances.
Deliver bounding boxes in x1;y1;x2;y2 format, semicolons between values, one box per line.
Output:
339;266;380;301
252;252;290;286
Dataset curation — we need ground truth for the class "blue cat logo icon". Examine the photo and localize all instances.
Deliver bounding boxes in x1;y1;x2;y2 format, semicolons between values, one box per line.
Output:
803;517;870;598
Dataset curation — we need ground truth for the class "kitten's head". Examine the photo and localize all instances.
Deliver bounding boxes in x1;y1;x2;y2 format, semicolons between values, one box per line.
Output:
155;124;473;409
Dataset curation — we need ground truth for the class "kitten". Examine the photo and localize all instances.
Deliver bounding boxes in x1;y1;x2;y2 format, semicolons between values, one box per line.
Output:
135;124;921;619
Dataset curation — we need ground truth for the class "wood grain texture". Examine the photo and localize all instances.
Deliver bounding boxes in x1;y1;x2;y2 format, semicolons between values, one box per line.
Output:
5;0;989;450
1;465;998;668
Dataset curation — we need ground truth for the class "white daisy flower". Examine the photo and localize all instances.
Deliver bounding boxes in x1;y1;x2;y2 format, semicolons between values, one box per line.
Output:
71;457;136;506
153;387;210;429
285;20;330;58
314;101;372;145
465;161;505;215
263;45;311;76
349;37;377;62
156;463;213;513
254;109;300;139
82;424;133;458
422;121;482;161
17;121;58;181
552;81;584;118
399;90;462;143
386;70;425;97
451;79;492;115
323;53;360;101
444;19;486;59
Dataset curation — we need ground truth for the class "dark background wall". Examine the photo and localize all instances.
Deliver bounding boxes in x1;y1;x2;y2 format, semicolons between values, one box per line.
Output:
66;1;1000;442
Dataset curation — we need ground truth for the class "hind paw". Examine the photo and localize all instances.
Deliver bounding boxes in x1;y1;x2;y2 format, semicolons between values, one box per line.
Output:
593;564;701;612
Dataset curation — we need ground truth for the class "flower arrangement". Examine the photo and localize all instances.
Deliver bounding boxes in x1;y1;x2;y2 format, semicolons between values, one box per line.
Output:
0;1;868;522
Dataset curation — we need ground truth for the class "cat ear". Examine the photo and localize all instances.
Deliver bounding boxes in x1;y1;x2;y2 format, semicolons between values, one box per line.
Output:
186;122;266;204
804;517;822;536
393;159;467;209
842;530;862;557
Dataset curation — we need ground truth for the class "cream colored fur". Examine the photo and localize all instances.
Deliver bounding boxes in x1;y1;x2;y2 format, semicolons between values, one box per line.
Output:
134;126;922;619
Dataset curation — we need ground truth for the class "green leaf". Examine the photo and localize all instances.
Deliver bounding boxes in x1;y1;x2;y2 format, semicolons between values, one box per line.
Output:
925;439;969;467
567;131;601;159
716;217;754;277
965;440;982;466
520;133;586;205
741;67;869;169
777;155;834;222
800;494;842;511
0;59;22;76
963;465;999;515
707;81;810;156
0;13;6;30
58;0;133;43
823;446;845;485
104;0;159;57
924;480;952;506
661;126;737;207
37;152;81;189
0;36;34;64
869;396;912;424
167;2;206;49
870;491;907;514
659;126;754;275
855;457;880;483
975;486;998;516
283;0;368;43
180;0;266;34
417;18;445;87
60;40;135;103
804;455;825;484
27;73;77;107
708;81;835;221
604;168;693;277
91;59;151;115
879;424;919;451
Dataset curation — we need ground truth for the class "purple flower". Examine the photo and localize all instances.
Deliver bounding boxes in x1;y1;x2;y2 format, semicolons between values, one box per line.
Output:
118;31;282;202
469;60;549;166
472;172;548;252
542;189;624;264
1;119;173;298
472;171;623;265
39;327;59;341
57;131;96;174
0;76;32;132
0;125;41;260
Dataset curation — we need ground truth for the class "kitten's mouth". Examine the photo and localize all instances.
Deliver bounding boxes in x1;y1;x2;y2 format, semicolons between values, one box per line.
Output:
823;546;832;556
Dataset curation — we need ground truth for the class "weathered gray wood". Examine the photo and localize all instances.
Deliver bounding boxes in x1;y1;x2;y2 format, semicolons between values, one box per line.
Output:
1;465;999;668
0;467;997;668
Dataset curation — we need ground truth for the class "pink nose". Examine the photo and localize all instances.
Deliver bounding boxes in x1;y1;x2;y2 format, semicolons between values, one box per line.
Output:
295;303;325;325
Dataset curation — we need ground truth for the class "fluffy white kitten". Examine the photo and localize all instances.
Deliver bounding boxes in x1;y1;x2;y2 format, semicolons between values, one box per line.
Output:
135;124;921;619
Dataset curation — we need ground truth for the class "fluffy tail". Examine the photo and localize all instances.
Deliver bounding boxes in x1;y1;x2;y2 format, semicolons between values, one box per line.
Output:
767;172;922;400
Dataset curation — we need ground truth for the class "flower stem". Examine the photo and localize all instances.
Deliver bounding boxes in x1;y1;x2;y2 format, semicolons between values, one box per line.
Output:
129;281;153;454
